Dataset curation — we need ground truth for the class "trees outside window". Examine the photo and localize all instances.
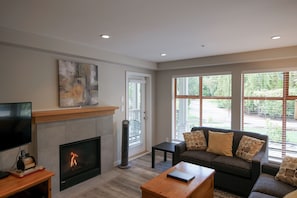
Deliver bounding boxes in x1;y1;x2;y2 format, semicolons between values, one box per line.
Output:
174;74;232;140
173;71;297;162
243;71;297;162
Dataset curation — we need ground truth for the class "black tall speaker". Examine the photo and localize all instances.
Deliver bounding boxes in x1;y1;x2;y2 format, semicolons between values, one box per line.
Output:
118;120;130;169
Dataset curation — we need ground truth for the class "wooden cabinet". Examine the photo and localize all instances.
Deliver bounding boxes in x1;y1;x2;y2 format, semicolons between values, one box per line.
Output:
0;169;54;198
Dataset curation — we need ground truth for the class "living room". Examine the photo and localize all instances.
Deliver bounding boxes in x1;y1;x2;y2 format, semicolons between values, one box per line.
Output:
0;1;297;197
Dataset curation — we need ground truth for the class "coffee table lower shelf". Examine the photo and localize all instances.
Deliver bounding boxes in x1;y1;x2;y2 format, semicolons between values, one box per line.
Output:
141;161;215;198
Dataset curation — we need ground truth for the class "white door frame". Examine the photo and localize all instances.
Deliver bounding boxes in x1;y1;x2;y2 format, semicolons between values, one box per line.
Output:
126;71;152;156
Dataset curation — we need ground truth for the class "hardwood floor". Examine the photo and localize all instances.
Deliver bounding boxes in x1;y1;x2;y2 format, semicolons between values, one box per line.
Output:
56;152;242;198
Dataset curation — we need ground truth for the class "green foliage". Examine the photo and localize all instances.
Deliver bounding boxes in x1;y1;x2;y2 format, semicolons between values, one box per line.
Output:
266;119;282;142
202;75;231;97
244;72;297;119
177;77;199;95
244;72;283;96
177;71;297;119
289;71;297;95
188;77;199;95
200;75;231;109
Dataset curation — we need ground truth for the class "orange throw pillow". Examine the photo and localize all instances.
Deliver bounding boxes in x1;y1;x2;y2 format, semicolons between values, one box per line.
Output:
206;131;233;157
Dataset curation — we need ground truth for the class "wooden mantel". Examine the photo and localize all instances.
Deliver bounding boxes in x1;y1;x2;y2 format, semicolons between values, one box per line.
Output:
32;106;119;124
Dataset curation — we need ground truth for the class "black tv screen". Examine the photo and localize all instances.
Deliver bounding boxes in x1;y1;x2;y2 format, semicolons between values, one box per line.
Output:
0;102;32;151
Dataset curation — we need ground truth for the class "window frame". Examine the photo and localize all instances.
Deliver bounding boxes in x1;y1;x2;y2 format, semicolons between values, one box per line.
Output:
242;71;297;162
173;74;232;141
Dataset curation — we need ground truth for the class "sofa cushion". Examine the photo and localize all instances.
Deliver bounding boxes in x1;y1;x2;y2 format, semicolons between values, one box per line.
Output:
183;130;207;150
248;192;278;198
206;131;233;157
275;156;297;187
212;155;251;178
180;150;217;168
236;135;265;162
252;173;296;197
262;162;279;176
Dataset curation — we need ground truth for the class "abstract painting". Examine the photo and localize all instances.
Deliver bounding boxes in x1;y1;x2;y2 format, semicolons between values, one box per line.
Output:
58;59;98;107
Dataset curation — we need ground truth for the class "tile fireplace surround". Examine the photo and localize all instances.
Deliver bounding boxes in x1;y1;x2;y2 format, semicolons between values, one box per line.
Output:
32;106;118;195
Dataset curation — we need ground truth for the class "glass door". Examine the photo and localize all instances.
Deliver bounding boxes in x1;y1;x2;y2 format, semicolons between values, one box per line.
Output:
127;75;146;157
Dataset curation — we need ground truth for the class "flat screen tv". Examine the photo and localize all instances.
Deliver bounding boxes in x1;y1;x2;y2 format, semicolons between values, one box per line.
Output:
0;102;32;152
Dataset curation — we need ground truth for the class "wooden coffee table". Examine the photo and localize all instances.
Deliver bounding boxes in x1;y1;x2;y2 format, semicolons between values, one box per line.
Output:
141;161;215;198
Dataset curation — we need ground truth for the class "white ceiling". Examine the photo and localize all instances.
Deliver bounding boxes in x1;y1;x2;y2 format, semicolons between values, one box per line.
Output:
0;0;297;63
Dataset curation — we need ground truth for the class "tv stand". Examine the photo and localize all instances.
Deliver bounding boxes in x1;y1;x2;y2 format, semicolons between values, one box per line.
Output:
0;171;10;179
0;169;54;197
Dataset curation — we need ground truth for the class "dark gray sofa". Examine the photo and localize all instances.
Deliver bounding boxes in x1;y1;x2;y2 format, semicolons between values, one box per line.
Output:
249;163;296;198
174;126;268;197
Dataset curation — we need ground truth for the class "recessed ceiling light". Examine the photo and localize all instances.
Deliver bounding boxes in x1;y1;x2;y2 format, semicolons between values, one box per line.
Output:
100;34;111;39
160;53;167;57
271;35;280;40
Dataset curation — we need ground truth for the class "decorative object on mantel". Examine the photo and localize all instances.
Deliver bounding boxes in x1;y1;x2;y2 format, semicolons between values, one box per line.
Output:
58;59;98;107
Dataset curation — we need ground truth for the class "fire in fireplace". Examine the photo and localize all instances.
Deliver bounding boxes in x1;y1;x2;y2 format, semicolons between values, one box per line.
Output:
59;136;101;191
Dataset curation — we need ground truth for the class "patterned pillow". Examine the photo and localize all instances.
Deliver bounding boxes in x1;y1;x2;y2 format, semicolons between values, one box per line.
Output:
206;131;234;157
284;190;297;198
236;135;265;162
275;156;297;187
183;130;207;151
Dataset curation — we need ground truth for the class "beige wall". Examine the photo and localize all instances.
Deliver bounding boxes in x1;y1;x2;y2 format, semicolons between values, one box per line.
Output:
156;57;297;144
1;26;297;171
0;41;156;170
0;43;155;110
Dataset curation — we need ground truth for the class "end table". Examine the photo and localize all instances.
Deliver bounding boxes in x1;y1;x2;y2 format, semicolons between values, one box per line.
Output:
152;142;176;168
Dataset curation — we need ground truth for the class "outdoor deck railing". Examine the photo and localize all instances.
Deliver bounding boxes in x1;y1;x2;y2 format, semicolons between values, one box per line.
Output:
128;109;141;146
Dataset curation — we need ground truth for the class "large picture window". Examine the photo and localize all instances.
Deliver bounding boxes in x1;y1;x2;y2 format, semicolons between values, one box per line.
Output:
242;71;297;162
174;74;232;141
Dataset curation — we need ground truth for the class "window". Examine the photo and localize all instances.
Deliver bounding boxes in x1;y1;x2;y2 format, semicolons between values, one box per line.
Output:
174;74;232;141
242;71;297;162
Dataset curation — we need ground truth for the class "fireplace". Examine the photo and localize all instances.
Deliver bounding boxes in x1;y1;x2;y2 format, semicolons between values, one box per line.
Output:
59;137;101;191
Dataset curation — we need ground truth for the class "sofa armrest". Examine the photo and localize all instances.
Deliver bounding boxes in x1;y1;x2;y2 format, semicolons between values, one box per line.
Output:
173;141;186;165
250;150;267;184
262;162;280;176
252;149;267;163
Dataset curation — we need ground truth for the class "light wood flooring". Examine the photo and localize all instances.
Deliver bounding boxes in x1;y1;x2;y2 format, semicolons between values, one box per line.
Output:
56;152;242;198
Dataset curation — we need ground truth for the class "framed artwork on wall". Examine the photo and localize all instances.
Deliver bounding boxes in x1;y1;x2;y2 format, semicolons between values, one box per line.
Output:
58;59;98;107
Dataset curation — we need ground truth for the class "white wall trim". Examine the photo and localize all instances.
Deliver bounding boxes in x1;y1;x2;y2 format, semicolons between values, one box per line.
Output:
126;71;152;153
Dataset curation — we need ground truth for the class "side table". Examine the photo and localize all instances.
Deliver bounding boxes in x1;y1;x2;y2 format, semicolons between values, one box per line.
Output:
152;142;176;168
